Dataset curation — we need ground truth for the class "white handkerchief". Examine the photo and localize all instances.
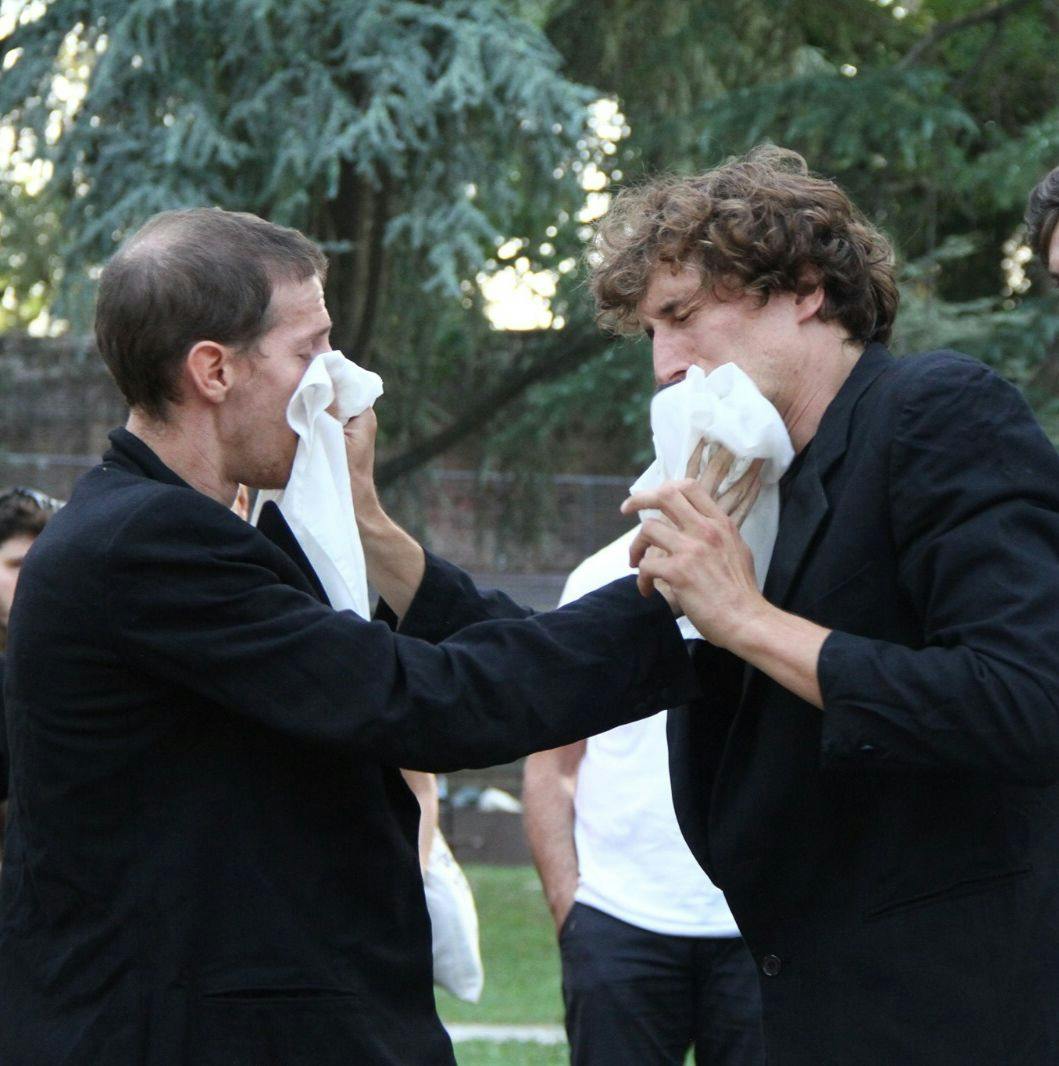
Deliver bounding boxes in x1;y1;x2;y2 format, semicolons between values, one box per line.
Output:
253;350;384;619
629;363;794;638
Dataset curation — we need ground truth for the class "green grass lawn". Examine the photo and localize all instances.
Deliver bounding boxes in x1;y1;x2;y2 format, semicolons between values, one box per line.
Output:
454;1042;568;1066
436;864;564;1027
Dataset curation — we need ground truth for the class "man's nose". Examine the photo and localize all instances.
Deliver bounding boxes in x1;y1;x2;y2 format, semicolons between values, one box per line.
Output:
652;334;689;388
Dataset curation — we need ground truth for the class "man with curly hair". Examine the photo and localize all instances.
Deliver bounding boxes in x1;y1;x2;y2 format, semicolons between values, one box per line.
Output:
598;147;1059;1065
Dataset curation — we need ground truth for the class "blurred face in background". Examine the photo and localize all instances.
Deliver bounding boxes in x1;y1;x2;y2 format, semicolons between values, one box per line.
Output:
0;488;58;635
0;532;37;630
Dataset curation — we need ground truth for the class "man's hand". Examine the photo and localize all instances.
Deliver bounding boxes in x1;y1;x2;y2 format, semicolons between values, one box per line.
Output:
621;478;830;708
622;478;764;648
343;407;383;521
639;446;762;616
689;442;762;528
342;407;425;622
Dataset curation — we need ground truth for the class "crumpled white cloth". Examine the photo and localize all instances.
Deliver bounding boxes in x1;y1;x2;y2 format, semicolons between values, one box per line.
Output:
252;350;383;619
629;363;794;638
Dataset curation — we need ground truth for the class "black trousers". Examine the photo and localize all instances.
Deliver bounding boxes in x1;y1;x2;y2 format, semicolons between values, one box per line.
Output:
559;902;765;1066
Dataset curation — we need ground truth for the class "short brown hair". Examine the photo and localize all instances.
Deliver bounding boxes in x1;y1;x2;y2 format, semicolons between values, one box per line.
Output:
0;487;61;547
1025;165;1059;268
589;146;899;345
95;208;328;420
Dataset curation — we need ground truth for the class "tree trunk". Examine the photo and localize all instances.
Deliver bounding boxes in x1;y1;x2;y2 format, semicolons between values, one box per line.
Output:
321;160;391;369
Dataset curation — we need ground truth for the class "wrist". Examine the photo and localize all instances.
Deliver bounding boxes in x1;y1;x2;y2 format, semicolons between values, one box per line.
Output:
549;893;575;930
721;600;830;709
353;496;390;537
724;596;778;659
545;877;577;915
357;505;415;565
357;512;426;622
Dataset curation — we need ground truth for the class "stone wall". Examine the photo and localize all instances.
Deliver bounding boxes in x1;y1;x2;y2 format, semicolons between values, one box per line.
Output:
0;334;635;596
0;334;127;500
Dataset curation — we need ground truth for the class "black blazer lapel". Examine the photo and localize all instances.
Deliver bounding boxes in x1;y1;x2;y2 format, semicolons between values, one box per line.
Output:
764;343;894;610
762;460;829;610
256;500;332;607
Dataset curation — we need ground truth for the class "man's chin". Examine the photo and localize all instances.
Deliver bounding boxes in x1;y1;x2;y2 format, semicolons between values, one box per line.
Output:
243;465;294;493
251;475;291;492
245;450;297;493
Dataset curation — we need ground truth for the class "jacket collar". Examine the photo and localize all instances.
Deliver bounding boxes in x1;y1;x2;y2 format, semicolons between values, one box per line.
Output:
102;427;331;606
762;342;893;609
103;427;192;489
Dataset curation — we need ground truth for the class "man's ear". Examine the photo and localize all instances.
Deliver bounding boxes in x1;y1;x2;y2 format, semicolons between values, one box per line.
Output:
184;340;238;405
793;284;825;323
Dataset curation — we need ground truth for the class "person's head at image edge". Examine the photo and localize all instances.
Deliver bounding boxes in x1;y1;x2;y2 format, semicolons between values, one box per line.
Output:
1025;164;1059;285
0;487;62;651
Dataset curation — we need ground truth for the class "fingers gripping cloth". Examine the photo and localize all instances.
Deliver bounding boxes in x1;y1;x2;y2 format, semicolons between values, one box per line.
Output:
629;363;795;638
253;351;384;619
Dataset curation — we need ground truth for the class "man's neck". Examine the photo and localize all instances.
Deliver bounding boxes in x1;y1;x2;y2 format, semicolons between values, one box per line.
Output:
125;409;237;507
777;334;864;453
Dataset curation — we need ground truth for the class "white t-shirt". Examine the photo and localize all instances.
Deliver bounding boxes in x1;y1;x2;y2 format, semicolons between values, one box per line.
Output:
563;529;740;938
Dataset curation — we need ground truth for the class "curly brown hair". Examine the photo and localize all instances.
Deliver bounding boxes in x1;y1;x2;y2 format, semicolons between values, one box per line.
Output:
589;146;899;345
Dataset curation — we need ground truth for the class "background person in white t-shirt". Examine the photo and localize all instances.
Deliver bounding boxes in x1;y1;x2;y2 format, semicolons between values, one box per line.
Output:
524;529;764;1066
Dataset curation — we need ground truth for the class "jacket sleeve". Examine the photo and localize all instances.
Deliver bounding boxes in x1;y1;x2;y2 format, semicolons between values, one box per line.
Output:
105;505;696;771
818;356;1059;783
373;550;534;638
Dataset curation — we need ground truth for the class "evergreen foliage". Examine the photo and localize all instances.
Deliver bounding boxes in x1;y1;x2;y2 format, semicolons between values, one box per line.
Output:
2;0;1058;490
0;0;603;469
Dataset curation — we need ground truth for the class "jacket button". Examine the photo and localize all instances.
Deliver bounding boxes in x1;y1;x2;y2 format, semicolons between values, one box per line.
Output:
762;954;782;977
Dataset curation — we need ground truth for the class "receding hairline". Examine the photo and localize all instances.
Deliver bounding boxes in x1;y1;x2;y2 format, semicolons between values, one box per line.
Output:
102;209;329;349
113;209;324;284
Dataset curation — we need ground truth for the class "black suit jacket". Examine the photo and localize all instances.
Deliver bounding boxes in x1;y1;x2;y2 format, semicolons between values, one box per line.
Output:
669;346;1059;1066
0;428;695;1065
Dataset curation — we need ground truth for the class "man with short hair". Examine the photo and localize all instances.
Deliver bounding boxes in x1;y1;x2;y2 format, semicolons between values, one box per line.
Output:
598;147;1059;1065
0;208;703;1065
0;486;60;859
